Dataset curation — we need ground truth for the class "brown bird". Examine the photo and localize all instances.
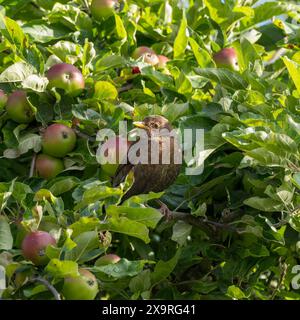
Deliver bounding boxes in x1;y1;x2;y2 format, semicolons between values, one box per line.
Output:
113;115;181;204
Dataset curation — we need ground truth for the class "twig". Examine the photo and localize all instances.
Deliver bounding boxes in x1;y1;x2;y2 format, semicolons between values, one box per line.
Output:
118;83;134;93
30;276;61;300
29;153;37;178
169;211;240;234
270;258;288;300
74;128;96;142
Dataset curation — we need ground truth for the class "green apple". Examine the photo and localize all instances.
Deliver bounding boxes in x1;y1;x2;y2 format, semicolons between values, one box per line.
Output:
0;89;7;110
95;254;121;266
42;123;76;158
21;231;56;266
6;90;35;123
46;63;85;96
62;269;99;300
35;154;64;179
91;0;118;20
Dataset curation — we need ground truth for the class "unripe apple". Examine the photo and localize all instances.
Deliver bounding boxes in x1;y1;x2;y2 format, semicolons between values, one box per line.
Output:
95;254;121;266
98;136;130;176
46;63;85;96
213;48;239;71
91;0;118;20
0;89;7;110
42;124;76;158
35;154;64;180
6;91;35;123
62;268;99;300
157;55;170;69
21;231;56;266
132;46;159;66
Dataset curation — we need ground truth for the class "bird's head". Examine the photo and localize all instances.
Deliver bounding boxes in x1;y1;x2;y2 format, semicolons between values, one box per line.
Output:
133;115;172;135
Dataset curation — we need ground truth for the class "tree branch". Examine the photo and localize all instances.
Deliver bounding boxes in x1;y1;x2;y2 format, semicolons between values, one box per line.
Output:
30;276;61;300
29;153;37;178
169;211;240;234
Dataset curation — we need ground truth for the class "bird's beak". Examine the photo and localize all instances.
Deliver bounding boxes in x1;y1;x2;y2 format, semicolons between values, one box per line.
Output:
133;121;147;129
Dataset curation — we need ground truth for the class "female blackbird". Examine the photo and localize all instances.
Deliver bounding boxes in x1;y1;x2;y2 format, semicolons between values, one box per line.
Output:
113;115;181;203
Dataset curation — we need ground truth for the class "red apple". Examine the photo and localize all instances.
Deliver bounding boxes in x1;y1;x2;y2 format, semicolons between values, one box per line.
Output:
91;0;118;20
97;136;130;176
42;124;76;158
35;154;64;180
6;90;35;123
0;89;7;110
157;55;170;69
46;63;85;96
21;231;56;266
132;46;159;66
213;48;239;71
95;254;121;266
132;47;159;66
62;268;99;300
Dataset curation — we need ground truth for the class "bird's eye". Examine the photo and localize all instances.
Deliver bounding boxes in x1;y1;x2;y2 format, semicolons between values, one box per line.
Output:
151;122;159;129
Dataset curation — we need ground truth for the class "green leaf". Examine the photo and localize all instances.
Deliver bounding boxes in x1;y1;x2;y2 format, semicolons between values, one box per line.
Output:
48;177;80;196
195;68;247;90
69;217;101;238
244;197;284;212
95;55;126;71
189;37;214;68
171;221;192;246
22;22;69;43
0;62;36;83
105;216;150;243
92;258;146;279
173;12;188;59
114;14;127;40
283;56;300;95
65;231;100;263
227;285;246;300
3;134;41;159
106;205;162;229
46;259;79;278
94;81;118;101
0;216;13;250
151;249;181;284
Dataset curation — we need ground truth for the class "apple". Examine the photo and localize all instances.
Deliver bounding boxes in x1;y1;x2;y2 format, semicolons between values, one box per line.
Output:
91;0;118;20
35;154;64;180
62;268;99;300
42;123;77;158
132;46;159;66
157;55;170;69
21;231;56;266
0;89;7;110
6;90;35;123
46;63;85;96
97;136;130;176
213;47;239;71
95;254;121;266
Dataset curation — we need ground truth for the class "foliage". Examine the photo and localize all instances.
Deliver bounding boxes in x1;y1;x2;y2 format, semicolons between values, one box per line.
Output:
0;0;300;300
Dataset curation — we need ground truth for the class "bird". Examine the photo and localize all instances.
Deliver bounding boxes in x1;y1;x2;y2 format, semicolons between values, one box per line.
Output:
112;115;182;204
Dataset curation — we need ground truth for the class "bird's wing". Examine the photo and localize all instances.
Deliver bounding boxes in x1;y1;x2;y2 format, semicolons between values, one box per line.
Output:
112;163;133;187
